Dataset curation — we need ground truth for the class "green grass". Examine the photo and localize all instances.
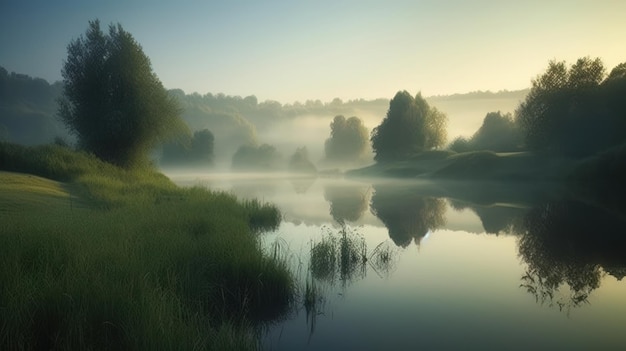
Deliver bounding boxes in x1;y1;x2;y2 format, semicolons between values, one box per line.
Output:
0;142;294;350
309;227;370;285
309;235;337;282
348;149;577;181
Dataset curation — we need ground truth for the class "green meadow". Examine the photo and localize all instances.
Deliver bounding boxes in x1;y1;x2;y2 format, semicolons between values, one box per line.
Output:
0;142;294;350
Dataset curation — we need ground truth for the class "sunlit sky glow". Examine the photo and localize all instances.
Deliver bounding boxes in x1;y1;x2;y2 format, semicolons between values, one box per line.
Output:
1;0;625;103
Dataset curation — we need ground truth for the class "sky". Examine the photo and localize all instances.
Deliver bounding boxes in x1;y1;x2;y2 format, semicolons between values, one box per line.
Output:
1;0;625;103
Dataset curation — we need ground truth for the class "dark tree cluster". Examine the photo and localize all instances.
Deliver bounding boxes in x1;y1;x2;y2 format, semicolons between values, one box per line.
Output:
449;111;522;153
324;115;369;163
231;144;282;171
371;91;447;162
161;129;214;168
515;57;626;157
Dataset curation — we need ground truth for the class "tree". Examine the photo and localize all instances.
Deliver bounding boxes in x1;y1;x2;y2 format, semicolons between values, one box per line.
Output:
471;111;521;151
515;57;626;157
448;136;471;153
161;128;214;167
602;62;626;134
190;129;214;164
371;91;447;162
58;20;187;167
231;144;282;171
324;115;369;162
449;111;522;153
288;146;317;174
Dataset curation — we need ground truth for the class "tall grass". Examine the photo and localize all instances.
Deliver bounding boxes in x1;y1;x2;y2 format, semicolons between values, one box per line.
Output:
308;226;399;286
0;142;295;350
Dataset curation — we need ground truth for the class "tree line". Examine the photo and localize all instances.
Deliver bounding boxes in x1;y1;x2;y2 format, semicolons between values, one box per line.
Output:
5;19;626;172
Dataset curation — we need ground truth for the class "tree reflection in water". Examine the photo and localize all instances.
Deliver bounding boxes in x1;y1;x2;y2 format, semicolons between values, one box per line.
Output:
448;199;525;235
290;176;317;194
323;183;371;225
518;199;626;313
370;184;446;247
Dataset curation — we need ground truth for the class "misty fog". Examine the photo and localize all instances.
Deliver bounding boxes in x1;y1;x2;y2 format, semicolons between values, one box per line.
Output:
188;90;527;171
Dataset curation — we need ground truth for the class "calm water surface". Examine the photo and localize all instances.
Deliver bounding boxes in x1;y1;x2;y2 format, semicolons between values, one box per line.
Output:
169;172;626;351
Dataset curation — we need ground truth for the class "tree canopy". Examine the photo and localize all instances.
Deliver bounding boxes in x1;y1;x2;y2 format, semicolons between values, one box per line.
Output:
324;115;369;162
231;144;282;171
371;91;447;162
288;146;317;174
515;57;626;157
58;20;187;167
161;129;214;168
449;111;522;153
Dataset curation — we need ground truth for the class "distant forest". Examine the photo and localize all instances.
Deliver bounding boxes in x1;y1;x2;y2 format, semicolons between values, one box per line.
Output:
0;65;528;165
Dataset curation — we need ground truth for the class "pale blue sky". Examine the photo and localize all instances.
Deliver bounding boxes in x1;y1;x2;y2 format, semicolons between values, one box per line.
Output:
1;0;625;103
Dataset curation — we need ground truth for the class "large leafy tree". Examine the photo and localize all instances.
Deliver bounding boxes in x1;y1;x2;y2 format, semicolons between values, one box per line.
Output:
516;57;626;157
371;91;447;162
324;115;369;162
58;20;187;167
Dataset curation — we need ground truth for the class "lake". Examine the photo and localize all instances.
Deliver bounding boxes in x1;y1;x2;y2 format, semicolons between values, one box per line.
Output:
168;172;626;350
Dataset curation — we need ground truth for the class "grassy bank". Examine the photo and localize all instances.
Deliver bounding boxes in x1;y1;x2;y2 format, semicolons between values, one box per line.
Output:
0;142;293;350
347;150;577;181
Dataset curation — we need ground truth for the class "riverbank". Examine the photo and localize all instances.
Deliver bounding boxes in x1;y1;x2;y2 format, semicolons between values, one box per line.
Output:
347;150;578;181
0;142;294;350
346;145;626;182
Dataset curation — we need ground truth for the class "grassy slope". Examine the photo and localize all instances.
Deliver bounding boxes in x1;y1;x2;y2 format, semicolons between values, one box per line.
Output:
0;143;293;350
0;171;75;213
348;150;577;181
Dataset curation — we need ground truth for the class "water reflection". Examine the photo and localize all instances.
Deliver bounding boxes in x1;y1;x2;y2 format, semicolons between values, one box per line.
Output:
320;181;626;314
448;200;525;235
304;226;399;341
309;227;367;285
290;176;317;194
229;178;278;200
370;183;446;247
518;199;626;312
323;183;372;225
166;174;626;348
308;226;398;285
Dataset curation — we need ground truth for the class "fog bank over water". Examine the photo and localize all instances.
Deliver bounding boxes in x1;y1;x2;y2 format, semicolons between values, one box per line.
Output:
234;90;529;170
